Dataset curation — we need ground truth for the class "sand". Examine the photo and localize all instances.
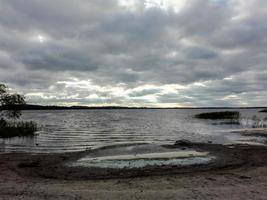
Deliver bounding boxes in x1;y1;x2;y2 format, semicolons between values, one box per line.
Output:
1;143;267;200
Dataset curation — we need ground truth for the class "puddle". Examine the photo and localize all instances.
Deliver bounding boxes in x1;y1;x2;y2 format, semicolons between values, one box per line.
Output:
84;151;209;161
225;128;267;146
230;141;266;146
67;144;215;169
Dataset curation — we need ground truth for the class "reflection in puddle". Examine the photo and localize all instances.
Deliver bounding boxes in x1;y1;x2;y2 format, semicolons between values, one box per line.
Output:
224;128;267;146
230;141;266;146
70;156;214;169
68;144;215;169
84;151;209;161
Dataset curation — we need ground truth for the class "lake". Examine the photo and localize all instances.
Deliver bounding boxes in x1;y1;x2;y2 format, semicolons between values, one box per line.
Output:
0;109;266;153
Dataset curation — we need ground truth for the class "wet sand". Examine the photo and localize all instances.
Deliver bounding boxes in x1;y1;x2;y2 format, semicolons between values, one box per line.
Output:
1;142;267;200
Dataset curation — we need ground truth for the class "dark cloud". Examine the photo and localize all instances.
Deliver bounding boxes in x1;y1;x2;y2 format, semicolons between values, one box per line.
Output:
0;0;266;106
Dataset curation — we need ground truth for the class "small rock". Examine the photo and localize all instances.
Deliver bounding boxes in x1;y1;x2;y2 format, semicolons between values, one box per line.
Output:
18;161;40;168
207;177;216;181
239;175;251;179
174;140;193;147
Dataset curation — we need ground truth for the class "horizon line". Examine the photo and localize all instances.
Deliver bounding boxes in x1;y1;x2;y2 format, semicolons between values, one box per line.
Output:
1;104;267;110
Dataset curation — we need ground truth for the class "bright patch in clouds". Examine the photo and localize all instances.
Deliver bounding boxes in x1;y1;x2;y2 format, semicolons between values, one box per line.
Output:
119;0;187;12
37;35;45;43
145;0;187;12
29;34;48;44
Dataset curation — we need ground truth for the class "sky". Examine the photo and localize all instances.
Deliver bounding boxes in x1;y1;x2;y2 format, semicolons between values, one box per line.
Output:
0;0;267;107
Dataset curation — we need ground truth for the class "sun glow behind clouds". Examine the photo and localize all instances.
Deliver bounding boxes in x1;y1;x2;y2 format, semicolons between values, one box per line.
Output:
29;34;48;43
37;35;45;43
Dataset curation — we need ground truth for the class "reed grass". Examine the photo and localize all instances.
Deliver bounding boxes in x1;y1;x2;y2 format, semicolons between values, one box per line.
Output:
0;121;37;138
195;111;240;120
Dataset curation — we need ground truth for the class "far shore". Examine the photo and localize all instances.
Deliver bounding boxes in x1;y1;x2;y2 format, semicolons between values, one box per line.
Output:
1;104;267;110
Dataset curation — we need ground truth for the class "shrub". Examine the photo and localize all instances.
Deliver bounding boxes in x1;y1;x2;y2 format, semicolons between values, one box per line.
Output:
0;121;37;138
0;83;38;138
195;111;240;120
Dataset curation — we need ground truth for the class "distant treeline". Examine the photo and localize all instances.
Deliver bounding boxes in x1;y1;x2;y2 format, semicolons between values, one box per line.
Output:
0;104;267;110
0;104;140;110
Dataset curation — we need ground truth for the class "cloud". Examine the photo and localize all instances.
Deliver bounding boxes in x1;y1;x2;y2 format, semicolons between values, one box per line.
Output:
0;0;267;106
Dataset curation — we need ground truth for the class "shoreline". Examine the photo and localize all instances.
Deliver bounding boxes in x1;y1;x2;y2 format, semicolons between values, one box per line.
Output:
3;143;267;180
1;142;267;199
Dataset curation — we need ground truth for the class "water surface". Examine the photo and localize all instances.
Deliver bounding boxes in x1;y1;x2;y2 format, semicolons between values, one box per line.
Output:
1;109;266;153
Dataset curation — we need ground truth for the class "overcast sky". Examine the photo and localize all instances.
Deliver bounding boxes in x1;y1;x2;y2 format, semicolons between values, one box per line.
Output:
0;0;267;107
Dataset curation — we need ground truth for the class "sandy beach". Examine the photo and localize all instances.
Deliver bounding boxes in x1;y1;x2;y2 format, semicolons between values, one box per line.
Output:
1;142;267;200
